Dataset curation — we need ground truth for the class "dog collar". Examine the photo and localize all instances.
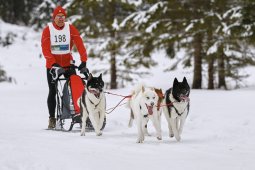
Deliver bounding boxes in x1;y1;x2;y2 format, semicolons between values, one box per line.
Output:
88;98;101;108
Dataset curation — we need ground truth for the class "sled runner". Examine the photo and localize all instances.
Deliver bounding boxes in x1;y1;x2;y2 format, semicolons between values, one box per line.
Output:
50;62;106;132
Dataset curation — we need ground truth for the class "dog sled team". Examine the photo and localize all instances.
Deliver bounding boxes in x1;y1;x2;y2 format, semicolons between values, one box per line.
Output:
58;69;190;143
79;75;190;143
41;6;190;143
49;67;190;143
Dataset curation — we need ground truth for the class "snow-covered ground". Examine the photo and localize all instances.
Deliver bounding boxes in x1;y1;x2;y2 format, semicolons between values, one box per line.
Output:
0;21;255;170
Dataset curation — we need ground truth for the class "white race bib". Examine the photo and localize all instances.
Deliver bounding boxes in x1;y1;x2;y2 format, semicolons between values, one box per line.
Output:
48;22;71;54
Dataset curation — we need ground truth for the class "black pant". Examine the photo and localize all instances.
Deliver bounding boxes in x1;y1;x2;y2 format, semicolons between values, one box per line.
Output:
46;69;57;118
46;68;76;118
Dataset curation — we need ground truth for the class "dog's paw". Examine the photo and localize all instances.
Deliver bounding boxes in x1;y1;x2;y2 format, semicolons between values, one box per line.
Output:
81;132;85;136
157;137;162;140
136;139;144;143
136;136;144;143
157;136;162;140
96;132;102;136
175;136;181;142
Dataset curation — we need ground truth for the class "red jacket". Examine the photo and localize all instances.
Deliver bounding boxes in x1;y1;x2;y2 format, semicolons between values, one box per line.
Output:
41;22;88;68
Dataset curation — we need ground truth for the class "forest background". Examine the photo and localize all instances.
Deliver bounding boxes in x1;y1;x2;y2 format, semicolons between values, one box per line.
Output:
1;0;255;89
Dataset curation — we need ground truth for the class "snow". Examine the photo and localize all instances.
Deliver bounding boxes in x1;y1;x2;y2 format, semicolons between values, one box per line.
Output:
1;21;255;170
207;42;218;55
112;18;120;31
148;2;166;13
127;0;142;7
145;21;159;33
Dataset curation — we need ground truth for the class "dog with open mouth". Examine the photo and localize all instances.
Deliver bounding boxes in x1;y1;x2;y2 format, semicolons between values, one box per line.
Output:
162;77;190;141
79;73;106;136
143;88;164;136
127;84;162;143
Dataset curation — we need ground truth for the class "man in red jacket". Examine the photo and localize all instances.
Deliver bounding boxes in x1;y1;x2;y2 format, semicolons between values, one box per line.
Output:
41;6;88;129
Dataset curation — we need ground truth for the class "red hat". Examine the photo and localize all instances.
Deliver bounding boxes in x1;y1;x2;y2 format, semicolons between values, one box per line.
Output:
53;6;67;19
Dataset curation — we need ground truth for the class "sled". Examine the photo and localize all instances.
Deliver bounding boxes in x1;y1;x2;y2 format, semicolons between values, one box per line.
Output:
50;63;106;132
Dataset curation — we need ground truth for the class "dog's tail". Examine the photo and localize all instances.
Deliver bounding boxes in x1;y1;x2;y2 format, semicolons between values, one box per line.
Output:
126;96;131;108
128;110;134;127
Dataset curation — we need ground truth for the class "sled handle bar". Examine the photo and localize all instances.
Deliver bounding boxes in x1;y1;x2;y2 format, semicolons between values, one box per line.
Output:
58;65;89;80
63;65;79;69
58;77;87;81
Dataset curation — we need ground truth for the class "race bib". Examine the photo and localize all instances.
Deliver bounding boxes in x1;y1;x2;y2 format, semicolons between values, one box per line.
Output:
48;22;71;54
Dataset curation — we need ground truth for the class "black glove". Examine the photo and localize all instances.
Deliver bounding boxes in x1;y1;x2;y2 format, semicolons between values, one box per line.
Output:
78;62;86;71
50;63;65;80
78;62;89;79
80;67;89;74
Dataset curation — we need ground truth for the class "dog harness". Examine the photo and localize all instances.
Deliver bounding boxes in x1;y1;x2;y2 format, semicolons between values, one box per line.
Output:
165;88;189;117
80;90;89;116
80;88;103;116
88;97;101;108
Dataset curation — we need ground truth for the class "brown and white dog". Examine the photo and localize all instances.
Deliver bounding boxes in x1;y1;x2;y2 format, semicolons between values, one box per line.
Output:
127;84;162;143
143;88;164;136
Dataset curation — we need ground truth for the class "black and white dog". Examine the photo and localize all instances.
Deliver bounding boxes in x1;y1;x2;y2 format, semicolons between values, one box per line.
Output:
79;73;106;136
163;77;190;141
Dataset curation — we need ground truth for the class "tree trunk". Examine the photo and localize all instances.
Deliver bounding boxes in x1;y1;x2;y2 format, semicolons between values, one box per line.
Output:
217;46;227;89
109;1;117;89
192;33;203;89
207;55;215;89
110;46;117;89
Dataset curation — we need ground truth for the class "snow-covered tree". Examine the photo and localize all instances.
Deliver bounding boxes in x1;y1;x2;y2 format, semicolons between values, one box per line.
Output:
69;0;136;89
122;0;255;89
0;0;38;25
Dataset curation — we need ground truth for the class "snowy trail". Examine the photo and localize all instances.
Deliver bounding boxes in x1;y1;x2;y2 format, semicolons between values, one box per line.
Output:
0;22;255;170
0;82;254;170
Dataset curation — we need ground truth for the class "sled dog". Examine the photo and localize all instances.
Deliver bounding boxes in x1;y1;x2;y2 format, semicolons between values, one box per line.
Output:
127;84;162;143
143;88;164;136
163;77;190;141
79;73;106;136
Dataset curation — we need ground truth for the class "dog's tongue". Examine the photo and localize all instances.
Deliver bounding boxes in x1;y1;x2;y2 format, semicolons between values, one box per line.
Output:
89;89;100;98
180;96;190;102
146;105;153;115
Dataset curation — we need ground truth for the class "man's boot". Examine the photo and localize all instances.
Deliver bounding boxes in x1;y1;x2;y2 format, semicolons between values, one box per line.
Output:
48;117;56;129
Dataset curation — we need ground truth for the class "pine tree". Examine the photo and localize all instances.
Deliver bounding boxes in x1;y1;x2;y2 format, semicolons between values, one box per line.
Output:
121;0;255;89
0;0;40;25
204;0;254;89
69;0;135;89
122;0;208;89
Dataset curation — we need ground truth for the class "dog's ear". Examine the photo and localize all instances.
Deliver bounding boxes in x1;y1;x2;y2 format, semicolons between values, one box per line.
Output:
173;78;178;85
154;88;158;93
183;77;187;83
159;88;163;95
88;73;93;81
99;73;102;80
